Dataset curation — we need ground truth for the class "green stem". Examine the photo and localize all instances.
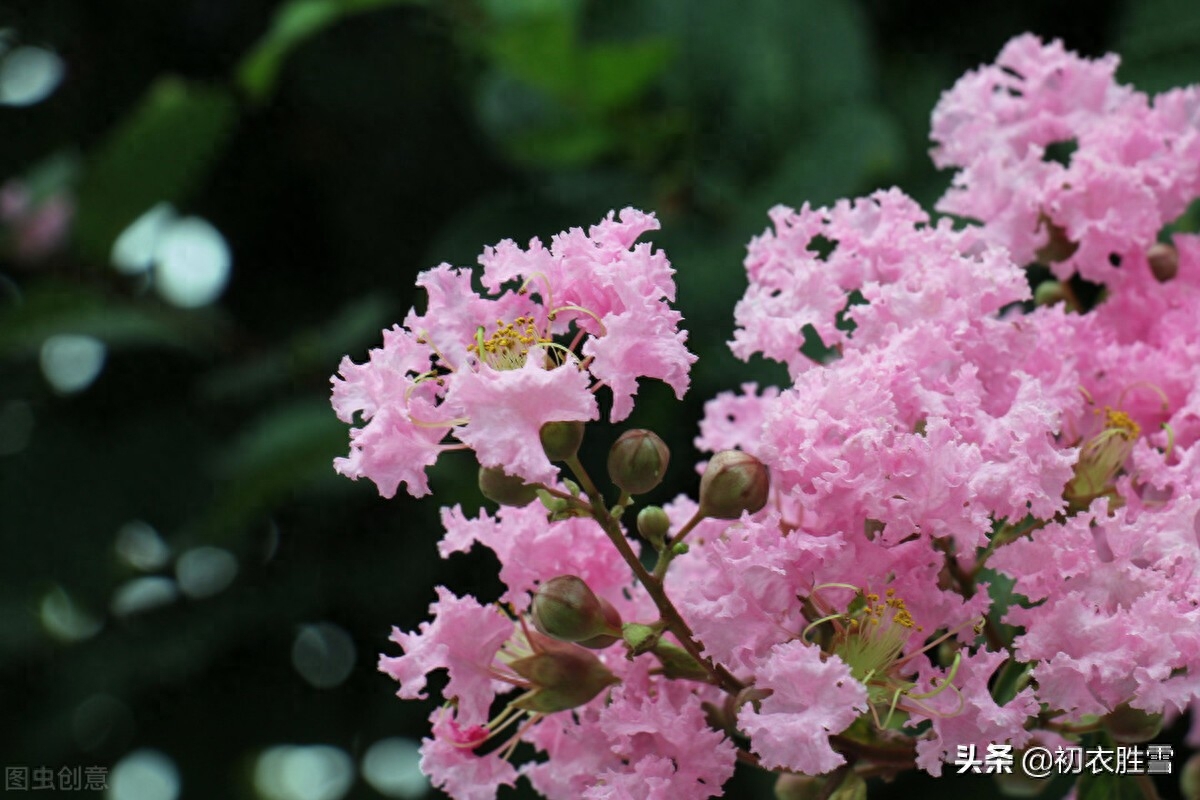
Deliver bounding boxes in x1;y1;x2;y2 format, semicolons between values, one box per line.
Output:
565;456;744;695
652;508;705;581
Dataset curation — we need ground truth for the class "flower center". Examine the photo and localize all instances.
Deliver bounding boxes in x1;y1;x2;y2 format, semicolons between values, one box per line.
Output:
1065;405;1140;511
469;316;548;371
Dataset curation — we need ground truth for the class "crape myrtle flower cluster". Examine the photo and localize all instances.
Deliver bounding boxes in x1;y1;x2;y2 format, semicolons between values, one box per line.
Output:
331;35;1200;799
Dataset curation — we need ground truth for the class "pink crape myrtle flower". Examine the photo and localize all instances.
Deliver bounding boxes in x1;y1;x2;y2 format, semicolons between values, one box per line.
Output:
331;209;695;497
350;32;1200;800
931;34;1200;285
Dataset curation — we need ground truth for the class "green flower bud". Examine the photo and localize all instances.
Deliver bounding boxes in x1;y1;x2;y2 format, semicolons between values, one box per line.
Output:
1181;753;1200;800
621;622;660;656
540;421;585;462
1034;280;1067;307
607;429;670;495
774;774;823;800
1102;701;1163;743
478;466;539;506
1148;242;1179;283
532;575;619;643
510;633;620;713
636;505;671;548
993;752;1051;797
698;450;769;520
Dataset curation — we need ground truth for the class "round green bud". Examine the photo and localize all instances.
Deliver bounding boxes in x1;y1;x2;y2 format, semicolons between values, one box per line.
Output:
774;774;823;800
532;575;617;643
540;420;585;462
698;450;770;520
1148;242;1179;283
478;466;539;506
636;505;671;547
1102;702;1163;743
1034;280;1067;307
607;429;670;495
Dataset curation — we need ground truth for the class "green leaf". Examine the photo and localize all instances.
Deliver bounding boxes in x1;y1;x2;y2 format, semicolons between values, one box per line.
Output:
199;294;395;402
740;103;902;230
74;77;236;261
237;0;423;103
580;39;674;112
1076;771;1145;800
201;399;350;537
1118;0;1200;90
0;282;219;357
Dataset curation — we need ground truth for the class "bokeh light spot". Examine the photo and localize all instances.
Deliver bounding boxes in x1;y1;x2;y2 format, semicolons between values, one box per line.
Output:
254;745;354;800
153;216;231;308
110;577;178;617
39;334;106;394
361;738;428;799
0;46;65;106
115;520;171;571
107;749;179;800
40;585;103;642
291;623;356;689
175;546;238;598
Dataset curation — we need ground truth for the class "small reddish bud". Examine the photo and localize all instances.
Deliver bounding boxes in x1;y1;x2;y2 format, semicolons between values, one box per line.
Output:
607;429;669;495
532;575;620;644
698;450;769;519
1148;242;1179;282
540;420;585;462
478;465;539;506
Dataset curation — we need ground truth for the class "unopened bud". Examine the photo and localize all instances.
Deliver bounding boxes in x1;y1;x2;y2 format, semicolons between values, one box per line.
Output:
774;774;822;800
1148;242;1179;283
1034;280;1067;307
607;429;669;495
1102;701;1163;743
1182;753;1200;800
993;754;1051;797
532;575;620;643
636;505;670;547
479;466;539;506
540;421;585;461
698;450;769;519
510;633;620;713
621;622;660;656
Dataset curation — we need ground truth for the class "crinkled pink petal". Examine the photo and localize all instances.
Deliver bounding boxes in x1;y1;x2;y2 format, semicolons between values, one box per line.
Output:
378;587;513;725
738;641;868;774
910;649;1039;776
437;503;635;609
447;352;598;486
421;710;519;800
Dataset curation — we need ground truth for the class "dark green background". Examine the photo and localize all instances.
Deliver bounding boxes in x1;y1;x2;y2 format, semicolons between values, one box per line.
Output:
2;1;1197;797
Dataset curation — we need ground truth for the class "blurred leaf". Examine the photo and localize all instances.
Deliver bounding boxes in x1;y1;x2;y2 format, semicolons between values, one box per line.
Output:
200;293;396;402
202;399;349;537
740;103;903;228
74;78;236;261
0;282;218;356
580;39;674;111
1076;771;1144;800
1117;0;1200;90
237;0;426;103
486;5;576;95
656;0;873;170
